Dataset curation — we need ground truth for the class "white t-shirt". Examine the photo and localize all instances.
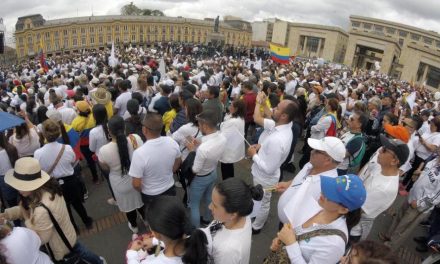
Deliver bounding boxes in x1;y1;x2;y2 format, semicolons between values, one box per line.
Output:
34;142;75;178
192;131;227;176
115;91;132;117
277;163;338;224
89;125;110;153
2;227;53;264
209;217;252;264
285;217;347;264
9;127;40;157
126;250;183;264
415;131;440;160
359;152;399;218
0;149;13;175
56;105;77;125
220;115;245;164
230;86;241;99
171;123;201;161
129;137;181;195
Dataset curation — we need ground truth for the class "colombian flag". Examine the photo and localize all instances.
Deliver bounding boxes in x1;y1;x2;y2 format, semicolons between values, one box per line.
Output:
270;43;290;64
39;39;49;73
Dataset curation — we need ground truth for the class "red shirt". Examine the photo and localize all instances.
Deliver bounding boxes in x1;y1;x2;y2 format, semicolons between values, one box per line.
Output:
242;92;257;123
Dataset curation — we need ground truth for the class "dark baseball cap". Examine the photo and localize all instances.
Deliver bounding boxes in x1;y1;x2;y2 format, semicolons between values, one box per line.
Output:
379;134;410;165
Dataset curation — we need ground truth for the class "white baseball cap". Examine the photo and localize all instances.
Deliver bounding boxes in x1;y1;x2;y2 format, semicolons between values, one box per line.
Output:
308;137;346;162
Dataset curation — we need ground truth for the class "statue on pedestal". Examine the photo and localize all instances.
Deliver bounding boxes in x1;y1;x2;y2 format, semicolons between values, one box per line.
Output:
214;16;220;33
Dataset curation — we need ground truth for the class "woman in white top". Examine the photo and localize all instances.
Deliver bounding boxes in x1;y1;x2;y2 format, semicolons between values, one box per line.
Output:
0;133;19;209
98;115;144;234
34;119;93;231
127;196;207;264
272;174;366;264
8;113;40;157
205;178;264;264
171;98;203;205
0;225;53;264
219;99;245;180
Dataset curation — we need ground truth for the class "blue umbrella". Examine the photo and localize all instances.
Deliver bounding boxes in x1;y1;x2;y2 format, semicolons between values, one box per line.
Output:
0;112;25;132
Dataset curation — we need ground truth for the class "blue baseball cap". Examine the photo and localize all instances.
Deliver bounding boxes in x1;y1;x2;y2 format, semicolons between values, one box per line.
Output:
320;174;366;211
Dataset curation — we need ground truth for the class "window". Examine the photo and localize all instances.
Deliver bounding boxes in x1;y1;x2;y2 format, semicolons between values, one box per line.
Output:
363;23;372;29
90;36;95;44
170;26;174;33
63;30;68;36
81;28;86;34
387;27;396;34
73;38;78;46
162;26;166;34
399;38;404;46
306;36;320;52
123;25;128;31
18;37;23;44
399;30;408;37
185;27;188;34
27;36;32;44
107;26;111;32
54;41;59;50
374;25;384;32
351;21;361;27
64;39;68;48
90;27;94;33
99;36;103;44
81;37;86;46
411;33;420;41
115;25;120;32
45;32;50;39
132;25;136;31
437;41;440;48
54;31;59;38
72;28;77;34
107;35;111;42
132;35;136;41
424;37;433;45
99;26;103;33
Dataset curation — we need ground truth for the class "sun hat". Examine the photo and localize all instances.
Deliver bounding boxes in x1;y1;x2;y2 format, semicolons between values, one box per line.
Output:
308;137;346;162
320;174;366;211
5;157;51;192
90;87;111;105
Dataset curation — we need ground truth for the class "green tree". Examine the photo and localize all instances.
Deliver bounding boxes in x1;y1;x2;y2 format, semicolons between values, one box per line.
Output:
121;2;164;16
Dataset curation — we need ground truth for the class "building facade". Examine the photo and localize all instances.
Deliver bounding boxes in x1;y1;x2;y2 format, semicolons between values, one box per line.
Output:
270;21;348;63
14;14;252;59
345;15;440;89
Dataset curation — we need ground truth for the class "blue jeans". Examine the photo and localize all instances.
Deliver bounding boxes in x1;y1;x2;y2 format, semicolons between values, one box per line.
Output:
73;242;103;264
189;170;217;228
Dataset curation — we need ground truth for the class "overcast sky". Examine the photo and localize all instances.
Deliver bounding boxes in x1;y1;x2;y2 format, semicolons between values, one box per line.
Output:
2;0;440;46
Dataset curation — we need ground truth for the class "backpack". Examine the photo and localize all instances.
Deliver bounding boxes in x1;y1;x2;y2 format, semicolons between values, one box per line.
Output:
347;134;366;167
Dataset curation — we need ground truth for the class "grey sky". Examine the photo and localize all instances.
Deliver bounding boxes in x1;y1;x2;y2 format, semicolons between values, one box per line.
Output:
1;0;440;46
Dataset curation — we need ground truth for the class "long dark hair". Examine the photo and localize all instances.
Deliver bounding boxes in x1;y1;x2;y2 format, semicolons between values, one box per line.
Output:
185;98;202;126
215;178;264;217
0;133;18;167
108;116;130;175
346;208;362;231
146;196;210;264
92;104;110;141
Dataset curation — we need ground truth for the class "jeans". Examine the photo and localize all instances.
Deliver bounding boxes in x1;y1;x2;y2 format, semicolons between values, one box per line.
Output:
73;242;103;264
189;170;217;228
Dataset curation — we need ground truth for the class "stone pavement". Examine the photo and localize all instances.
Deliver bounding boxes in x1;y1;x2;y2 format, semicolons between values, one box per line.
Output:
75;153;432;264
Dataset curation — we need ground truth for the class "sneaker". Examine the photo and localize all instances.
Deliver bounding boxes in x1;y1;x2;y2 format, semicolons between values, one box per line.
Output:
99;256;107;264
83;190;89;200
107;198;117;206
128;222;139;234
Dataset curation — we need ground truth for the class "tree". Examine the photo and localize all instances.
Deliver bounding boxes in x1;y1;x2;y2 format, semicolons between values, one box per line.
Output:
121;2;165;16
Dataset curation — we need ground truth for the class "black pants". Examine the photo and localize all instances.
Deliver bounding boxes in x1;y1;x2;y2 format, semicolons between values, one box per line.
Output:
141;186;176;208
126;206;145;228
59;176;92;229
80;145;98;182
403;155;425;191
177;171;188;206
220;162;234;180
97;163;115;199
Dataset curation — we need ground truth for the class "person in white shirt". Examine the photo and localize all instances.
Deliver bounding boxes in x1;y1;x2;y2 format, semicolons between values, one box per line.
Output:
49;92;77;125
0;133;19;209
129;113;181;207
9;114;40;158
34;119;93;231
350;135;409;242
203;178;263;264
185;109;227;228
276;137;346;226
247;92;294;233
127;70;139;92
1;226;53;264
114;80;133;117
98;116;144;234
220;99;245;180
285;72;298;96
273;174;366;264
89;104;111;154
380;146;440;250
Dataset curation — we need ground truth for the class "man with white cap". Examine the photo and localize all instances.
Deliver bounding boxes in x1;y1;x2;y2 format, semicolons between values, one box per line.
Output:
276;137;346;226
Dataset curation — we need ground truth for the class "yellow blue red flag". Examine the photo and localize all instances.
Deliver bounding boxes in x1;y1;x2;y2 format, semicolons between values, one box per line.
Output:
270;43;290;64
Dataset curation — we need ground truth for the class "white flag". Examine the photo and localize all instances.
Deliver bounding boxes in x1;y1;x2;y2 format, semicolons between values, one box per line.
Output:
158;58;166;82
109;42;118;68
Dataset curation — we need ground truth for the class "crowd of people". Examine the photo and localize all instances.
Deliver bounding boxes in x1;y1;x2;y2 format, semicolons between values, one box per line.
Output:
0;42;439;263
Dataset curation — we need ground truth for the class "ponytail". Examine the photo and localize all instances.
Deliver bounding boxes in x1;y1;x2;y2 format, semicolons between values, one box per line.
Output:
346;208;362;231
115;132;130;175
102;120;111;141
58;121;70;145
182;229;211;264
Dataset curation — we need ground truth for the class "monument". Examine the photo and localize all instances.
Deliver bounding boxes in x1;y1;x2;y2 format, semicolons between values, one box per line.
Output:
207;15;225;46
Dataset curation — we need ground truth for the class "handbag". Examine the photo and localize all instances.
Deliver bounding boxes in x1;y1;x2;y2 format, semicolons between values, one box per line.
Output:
262;228;348;264
178;129;200;185
39;203;91;264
